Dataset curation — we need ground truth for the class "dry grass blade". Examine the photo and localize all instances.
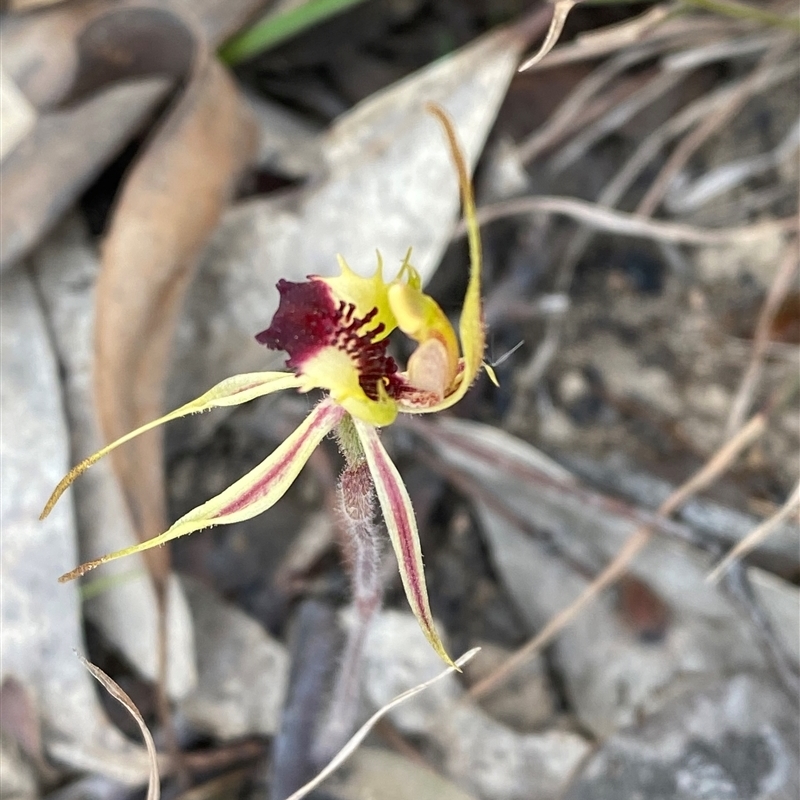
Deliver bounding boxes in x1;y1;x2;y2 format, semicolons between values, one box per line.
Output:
539;59;799;298
283;648;480;800
526;9;739;70
635;38;795;216
467;414;767;702
518;0;579;71
725;238;799;437
561;3;673;57
517;41;675;164
708;481;800;583
551;66;692;173
454;196;796;245
79;655;160;800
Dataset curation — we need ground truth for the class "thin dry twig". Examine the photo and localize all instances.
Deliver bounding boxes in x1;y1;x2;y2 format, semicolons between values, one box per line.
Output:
80;655;160;800
708;480;800;583
517;44;671;164
551;66;692;173
508;58;798;407
636;37;795;216
551;58;799;288
283;648;480;800
725;238;800;437
467;413;767;702
525;9;744;70
720;561;800;698
454;196;796;245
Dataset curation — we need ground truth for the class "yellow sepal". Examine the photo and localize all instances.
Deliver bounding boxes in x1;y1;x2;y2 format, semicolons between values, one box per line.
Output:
59;399;345;582
319;253;397;340
399;104;485;415
41;372;304;520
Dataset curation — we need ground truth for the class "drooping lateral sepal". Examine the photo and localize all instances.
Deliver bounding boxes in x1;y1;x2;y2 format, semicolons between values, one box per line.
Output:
41;371;304;520
58;399;345;582
352;418;455;667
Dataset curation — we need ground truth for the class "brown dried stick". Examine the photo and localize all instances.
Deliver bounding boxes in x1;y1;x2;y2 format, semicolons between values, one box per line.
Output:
467;413;767;702
526;9;739;70
550;67;692;174
636;38;795;216
725;237;800;437
708;479;800;583
517;38;674;163
456;196;796;245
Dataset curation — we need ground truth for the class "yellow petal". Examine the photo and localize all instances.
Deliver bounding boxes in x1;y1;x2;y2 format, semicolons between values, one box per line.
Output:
41;372;303;520
353;418;455;667
59;399;344;582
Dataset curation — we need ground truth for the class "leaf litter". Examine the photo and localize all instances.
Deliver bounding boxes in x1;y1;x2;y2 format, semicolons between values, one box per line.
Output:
3;1;799;798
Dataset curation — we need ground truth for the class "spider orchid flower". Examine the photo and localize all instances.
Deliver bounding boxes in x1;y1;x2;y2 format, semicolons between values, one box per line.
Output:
41;105;487;667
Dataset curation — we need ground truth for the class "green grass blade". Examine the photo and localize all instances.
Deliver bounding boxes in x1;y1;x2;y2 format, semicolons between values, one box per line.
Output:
220;0;370;65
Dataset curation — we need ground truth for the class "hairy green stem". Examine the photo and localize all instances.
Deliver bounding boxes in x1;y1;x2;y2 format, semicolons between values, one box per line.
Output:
314;421;384;764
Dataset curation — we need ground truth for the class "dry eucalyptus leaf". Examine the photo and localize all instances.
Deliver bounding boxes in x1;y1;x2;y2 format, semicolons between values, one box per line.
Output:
171;10;551;405
329;747;479;800
563;673;799;800
0;1;104;108
0;268;151;782
95;57;257;567
424;417;799;735
0;1;196;270
361;611;590;800
474;501;768;737
0;68;36;161
0;0;267;269
428;416;799;644
0;78;170;271
32;215;197;700
178;578;289;739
